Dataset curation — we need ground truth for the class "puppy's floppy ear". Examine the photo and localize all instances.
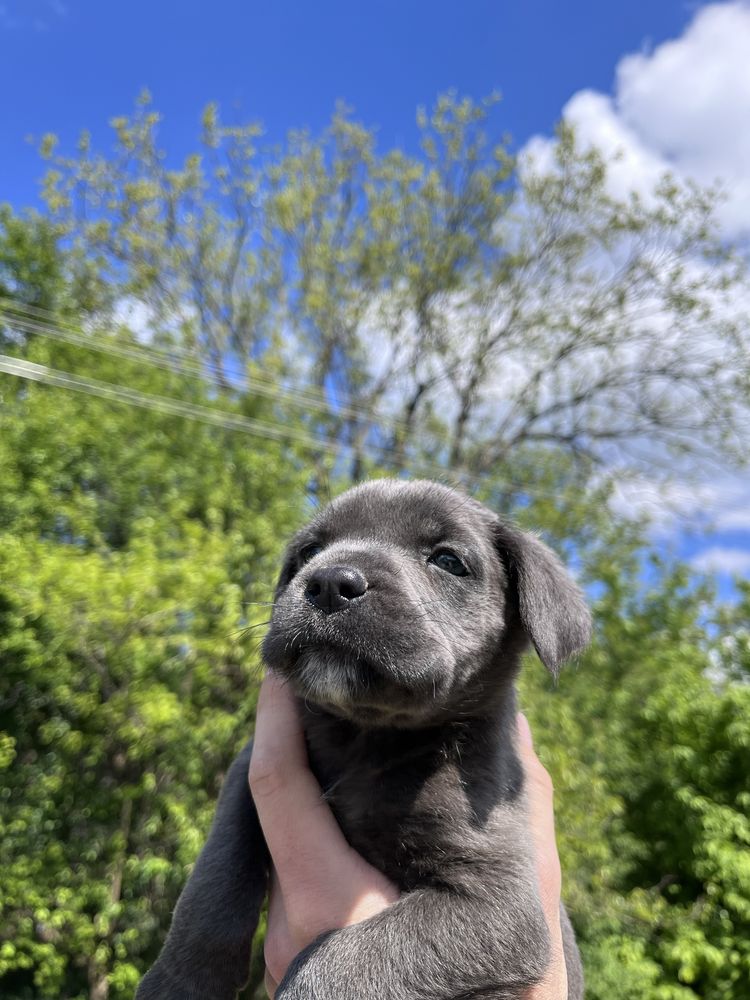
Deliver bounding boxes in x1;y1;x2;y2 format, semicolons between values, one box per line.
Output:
493;520;591;676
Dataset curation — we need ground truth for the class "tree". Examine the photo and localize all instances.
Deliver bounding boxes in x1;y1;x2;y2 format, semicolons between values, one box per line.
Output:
0;213;313;999
520;545;750;999
0;529;262;1000
0;207;66;313
2;89;749;999
35;93;750;495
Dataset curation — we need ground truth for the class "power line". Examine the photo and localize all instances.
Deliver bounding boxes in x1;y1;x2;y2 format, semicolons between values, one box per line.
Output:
0;353;341;455
6;346;589;506
0;299;542;493
1;299;654;504
0;297;411;434
4;300;572;497
2;347;725;515
0;352;484;489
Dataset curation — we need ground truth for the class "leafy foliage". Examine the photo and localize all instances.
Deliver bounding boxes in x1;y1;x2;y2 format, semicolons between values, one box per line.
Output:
1;529;262;998
521;556;750;998
36;93;750;486
0;214;311;996
1;93;749;998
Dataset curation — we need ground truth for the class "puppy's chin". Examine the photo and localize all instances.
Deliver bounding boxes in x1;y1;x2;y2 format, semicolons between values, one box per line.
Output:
295;649;360;712
283;649;444;728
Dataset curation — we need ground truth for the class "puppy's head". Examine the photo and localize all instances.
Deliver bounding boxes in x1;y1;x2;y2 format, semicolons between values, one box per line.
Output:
262;479;590;727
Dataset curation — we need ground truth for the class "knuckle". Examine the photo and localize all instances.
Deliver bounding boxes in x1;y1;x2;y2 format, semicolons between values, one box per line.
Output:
264;970;277;1000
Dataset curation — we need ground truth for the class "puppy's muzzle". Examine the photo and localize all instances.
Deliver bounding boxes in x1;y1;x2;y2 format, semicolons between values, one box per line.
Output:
304;565;368;615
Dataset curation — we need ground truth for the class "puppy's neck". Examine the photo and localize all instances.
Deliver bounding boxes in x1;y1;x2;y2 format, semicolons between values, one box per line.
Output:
299;692;523;885
301;688;521;805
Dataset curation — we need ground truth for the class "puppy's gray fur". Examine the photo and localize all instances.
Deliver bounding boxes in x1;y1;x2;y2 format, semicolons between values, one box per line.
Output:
137;479;590;1000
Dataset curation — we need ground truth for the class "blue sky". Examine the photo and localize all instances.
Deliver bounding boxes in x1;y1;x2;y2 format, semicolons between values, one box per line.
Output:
2;0;695;207
1;0;749;597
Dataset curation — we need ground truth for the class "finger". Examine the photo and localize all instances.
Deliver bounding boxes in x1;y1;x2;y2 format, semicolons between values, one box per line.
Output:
517;714;568;998
252;670;311;771
516;709;534;754
517;713;557;849
516;713;562;917
264;969;278;999
264;868;291;986
249;673;355;897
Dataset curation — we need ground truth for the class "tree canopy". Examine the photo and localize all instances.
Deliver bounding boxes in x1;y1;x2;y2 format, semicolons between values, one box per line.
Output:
31;92;750;487
1;93;748;999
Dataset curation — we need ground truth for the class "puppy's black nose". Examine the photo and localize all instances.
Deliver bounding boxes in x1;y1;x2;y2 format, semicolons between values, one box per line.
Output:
304;566;368;614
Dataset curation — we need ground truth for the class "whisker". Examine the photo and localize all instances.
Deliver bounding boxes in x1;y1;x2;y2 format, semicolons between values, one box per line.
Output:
225;619;274;640
241;619;274;631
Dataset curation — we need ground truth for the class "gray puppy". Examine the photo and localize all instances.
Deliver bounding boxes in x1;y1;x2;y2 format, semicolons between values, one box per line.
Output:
137;479;590;1000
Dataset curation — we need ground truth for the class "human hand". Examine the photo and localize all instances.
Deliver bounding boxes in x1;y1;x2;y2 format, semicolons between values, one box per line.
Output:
516;712;568;1000
248;673;399;998
249;673;567;999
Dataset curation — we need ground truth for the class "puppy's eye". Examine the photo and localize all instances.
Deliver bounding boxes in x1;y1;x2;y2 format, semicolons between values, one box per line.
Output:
299;543;323;564
429;550;469;576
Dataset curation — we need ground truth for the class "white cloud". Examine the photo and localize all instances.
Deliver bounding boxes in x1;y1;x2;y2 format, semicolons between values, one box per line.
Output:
523;2;750;239
522;90;668;206
608;470;750;536
716;506;750;532
706;475;750;533
519;3;750;568
610;475;712;532
692;545;750;575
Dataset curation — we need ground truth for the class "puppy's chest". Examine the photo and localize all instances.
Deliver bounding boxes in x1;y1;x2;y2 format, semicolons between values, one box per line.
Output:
309;741;496;889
